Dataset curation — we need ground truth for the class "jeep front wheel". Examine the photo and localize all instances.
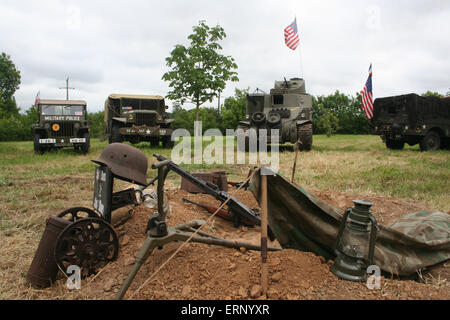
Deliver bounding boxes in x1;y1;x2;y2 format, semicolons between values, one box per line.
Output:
420;131;441;151
34;134;44;154
386;139;404;150
81;132;90;154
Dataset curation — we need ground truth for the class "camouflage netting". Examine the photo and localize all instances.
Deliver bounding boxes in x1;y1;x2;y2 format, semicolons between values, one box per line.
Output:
250;170;450;277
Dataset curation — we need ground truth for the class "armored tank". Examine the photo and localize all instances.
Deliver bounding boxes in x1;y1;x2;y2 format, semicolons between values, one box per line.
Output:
237;77;313;151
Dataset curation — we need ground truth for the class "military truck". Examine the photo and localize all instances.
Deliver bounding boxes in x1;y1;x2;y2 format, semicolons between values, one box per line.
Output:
104;94;174;148
31;99;90;154
371;94;450;151
237;78;313;151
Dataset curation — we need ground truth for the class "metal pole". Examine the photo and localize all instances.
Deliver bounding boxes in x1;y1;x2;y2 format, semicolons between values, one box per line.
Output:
260;173;268;296
291;141;300;183
66;78;69;100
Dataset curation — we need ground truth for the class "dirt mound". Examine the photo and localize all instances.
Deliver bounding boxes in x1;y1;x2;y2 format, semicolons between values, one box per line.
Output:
31;187;449;300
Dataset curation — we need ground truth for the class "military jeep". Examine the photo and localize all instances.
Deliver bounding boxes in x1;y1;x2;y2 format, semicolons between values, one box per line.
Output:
237;78;313;151
31;99;90;154
372;94;450;151
104;94;174;148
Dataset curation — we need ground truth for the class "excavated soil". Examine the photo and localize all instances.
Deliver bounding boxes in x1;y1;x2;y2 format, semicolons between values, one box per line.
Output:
32;186;449;300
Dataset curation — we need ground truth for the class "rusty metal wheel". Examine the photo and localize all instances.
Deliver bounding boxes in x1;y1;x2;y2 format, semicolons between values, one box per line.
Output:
57;207;99;222
54;217;119;277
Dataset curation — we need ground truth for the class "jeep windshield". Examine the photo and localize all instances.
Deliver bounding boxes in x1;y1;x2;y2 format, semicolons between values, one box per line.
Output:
41;105;84;116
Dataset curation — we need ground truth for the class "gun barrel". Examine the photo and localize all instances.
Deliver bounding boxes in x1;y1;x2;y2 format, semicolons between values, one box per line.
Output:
154;154;261;226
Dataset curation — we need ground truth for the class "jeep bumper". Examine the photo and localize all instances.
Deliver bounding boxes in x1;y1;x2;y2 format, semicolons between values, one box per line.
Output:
38;137;87;146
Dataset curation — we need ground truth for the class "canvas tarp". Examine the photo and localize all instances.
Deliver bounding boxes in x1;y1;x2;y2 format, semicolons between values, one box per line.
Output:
250;170;450;277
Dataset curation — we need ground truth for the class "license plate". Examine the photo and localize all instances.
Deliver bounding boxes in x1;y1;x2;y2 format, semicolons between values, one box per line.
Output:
70;138;86;143
39;139;56;144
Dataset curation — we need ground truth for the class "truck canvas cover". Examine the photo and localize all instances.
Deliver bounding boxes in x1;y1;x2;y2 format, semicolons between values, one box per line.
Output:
250;170;449;277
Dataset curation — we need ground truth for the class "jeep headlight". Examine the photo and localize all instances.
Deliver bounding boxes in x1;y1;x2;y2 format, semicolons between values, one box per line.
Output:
128;114;133;120
52;123;60;132
74;123;80;130
404;125;409;130
157;116;162;121
44;123;50;130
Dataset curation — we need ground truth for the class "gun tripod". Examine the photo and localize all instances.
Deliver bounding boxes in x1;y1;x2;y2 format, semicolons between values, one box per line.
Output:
115;158;280;300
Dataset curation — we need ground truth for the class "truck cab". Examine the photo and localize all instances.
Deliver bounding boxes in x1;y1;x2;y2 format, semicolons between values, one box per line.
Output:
372;94;450;151
104;94;174;148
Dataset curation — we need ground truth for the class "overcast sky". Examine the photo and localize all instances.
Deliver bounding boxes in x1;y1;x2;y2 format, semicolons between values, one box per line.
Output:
1;0;449;113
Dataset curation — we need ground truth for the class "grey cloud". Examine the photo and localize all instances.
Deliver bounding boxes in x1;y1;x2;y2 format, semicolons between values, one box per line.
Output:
0;0;448;112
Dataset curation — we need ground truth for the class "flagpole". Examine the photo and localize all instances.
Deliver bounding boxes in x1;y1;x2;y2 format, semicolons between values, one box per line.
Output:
298;39;304;79
296;16;304;79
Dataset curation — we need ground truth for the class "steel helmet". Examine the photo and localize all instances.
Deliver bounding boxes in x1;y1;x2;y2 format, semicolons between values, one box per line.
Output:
92;143;148;186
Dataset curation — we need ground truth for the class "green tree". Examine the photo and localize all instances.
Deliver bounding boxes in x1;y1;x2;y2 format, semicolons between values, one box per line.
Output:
422;91;443;98
87;111;105;138
315;103;339;136
162;20;239;125
312;91;370;134
0;52;21;115
221;87;248;131
0;105;38;141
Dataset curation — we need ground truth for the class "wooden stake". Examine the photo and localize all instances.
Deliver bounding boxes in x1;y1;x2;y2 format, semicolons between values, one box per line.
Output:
291;141;301;183
261;172;268;296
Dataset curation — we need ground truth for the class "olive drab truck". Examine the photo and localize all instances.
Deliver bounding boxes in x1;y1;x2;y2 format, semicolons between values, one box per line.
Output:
237;78;313;151
371;94;450;151
31;99;90;154
104;94;174;148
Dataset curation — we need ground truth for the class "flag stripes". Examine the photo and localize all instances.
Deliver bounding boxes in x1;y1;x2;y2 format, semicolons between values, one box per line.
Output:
361;65;374;119
284;19;300;50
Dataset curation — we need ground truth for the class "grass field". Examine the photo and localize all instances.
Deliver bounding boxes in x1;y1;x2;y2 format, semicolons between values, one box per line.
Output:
0;134;449;298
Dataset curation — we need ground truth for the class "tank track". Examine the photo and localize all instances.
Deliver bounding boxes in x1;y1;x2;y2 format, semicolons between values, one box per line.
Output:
297;123;313;151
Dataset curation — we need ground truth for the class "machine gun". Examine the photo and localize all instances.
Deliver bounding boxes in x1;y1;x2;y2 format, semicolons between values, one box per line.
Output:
182;198;258;226
153;154;261;228
115;154;280;299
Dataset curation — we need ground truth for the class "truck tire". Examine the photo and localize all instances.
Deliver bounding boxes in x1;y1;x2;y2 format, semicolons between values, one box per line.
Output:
420;131;441;151
162;136;174;148
150;138;160;147
385;139;404;150
34;134;44;154
81;132;90;154
111;125;122;143
297;124;313;151
128;137;140;144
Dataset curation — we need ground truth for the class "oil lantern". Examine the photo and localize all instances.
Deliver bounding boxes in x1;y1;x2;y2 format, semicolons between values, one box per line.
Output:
330;200;379;282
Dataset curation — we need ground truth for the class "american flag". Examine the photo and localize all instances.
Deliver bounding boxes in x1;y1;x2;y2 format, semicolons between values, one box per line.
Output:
284;18;300;50
361;64;374;119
